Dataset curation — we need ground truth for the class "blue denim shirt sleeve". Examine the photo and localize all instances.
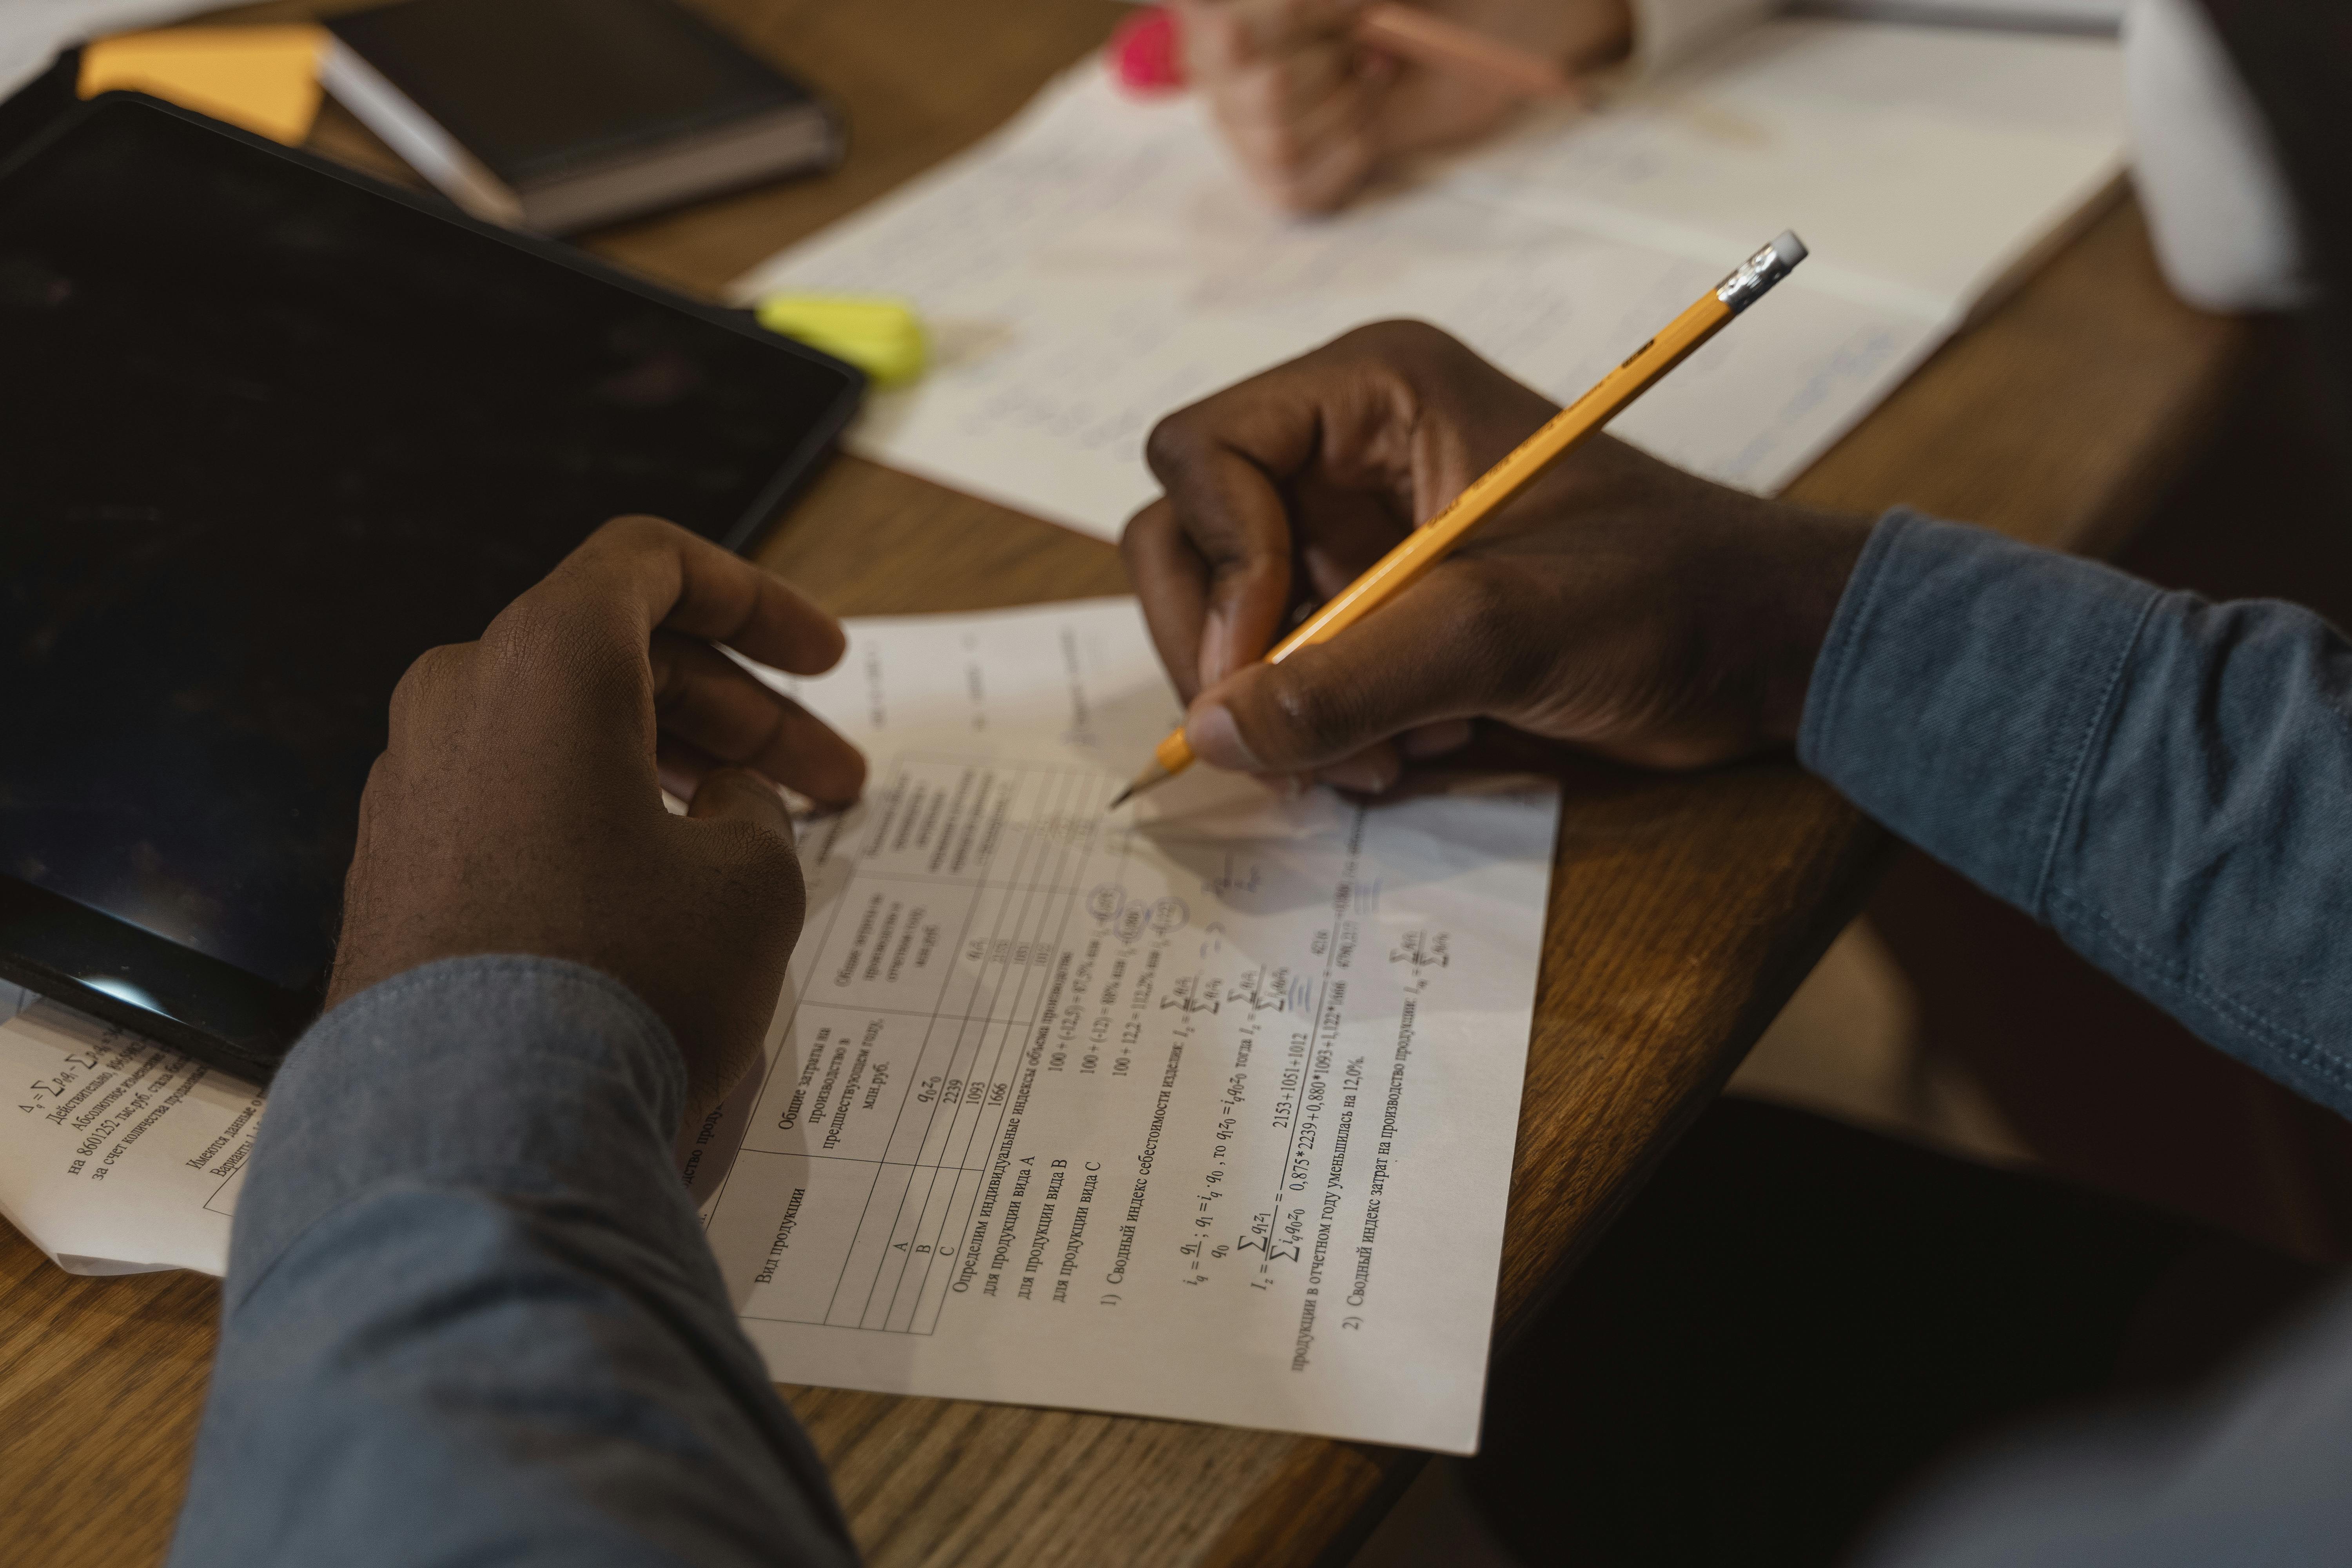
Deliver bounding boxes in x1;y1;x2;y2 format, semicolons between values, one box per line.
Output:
1806;511;2352;1566
164;955;858;1568
1802;509;2352;1117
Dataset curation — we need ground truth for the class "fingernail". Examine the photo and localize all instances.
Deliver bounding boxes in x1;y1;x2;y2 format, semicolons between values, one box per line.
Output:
1401;719;1474;760
1188;701;1265;771
1316;753;1399;795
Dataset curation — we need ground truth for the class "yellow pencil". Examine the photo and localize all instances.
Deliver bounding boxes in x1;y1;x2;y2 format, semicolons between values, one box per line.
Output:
1112;231;1809;808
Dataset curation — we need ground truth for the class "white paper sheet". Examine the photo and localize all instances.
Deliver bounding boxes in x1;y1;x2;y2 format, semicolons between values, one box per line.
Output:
1791;0;2126;34
0;998;260;1276
0;0;220;101
1461;20;2127;321
732;20;2122;542
686;599;1559;1451
2;601;1557;1452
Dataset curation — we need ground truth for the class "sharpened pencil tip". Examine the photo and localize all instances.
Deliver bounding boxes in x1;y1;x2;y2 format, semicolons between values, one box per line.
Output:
1110;757;1178;808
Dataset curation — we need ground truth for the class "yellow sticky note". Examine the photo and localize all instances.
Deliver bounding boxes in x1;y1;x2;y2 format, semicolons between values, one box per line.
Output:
79;26;328;147
755;294;928;387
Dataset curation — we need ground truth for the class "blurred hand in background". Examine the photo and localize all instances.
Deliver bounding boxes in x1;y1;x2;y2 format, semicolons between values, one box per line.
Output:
1174;0;1633;211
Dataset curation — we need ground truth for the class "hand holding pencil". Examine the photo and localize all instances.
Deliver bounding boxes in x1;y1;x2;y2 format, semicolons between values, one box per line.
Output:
1119;242;1871;802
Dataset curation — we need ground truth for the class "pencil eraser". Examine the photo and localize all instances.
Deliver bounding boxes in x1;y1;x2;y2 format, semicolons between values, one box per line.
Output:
1773;231;1808;266
1109;6;1187;96
755;294;928;387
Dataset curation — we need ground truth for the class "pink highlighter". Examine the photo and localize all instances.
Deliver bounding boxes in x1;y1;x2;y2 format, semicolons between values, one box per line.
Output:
1107;4;1573;100
1109;6;1187;94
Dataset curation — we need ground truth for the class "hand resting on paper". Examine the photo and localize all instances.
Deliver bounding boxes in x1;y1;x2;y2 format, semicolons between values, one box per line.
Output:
1121;320;1873;795
326;514;867;1116
1176;0;1633;212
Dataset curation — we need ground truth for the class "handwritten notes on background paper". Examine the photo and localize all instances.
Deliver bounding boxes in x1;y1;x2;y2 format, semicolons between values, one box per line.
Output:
736;20;2126;541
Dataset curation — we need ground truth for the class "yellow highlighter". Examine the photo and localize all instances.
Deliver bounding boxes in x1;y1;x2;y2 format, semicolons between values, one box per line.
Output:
755;294;927;387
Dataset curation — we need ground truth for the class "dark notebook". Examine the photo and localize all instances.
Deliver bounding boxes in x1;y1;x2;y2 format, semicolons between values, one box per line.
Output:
322;0;840;234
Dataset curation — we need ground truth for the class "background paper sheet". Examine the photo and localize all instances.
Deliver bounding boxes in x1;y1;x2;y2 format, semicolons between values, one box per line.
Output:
0;1;219;100
734;20;2125;541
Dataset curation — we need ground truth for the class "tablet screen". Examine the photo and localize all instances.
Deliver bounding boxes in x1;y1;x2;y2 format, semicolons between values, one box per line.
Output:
0;99;857;1035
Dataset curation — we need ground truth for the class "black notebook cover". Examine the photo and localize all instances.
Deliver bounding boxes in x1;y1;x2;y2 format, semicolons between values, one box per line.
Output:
328;0;820;188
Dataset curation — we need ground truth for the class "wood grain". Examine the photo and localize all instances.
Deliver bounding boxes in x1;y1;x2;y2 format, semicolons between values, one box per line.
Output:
0;1228;216;1564
0;2;2250;1565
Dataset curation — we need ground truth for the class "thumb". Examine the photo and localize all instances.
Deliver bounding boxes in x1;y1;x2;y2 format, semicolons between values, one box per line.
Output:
682;764;808;1002
1182;567;1514;775
687;765;798;850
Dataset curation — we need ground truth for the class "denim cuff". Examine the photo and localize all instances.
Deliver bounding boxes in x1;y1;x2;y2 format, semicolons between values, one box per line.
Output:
225;956;689;1304
1800;509;2160;919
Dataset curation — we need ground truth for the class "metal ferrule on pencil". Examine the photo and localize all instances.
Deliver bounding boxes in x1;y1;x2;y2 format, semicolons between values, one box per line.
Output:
1716;231;1810;313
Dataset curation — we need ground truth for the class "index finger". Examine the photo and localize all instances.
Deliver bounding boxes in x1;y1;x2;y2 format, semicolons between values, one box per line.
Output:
512;514;849;677
1121;457;1292;701
1134;330;1448;691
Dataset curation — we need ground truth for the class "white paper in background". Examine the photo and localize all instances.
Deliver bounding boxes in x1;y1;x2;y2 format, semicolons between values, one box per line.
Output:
1790;0;2127;32
732;20;2123;542
688;599;1559;1452
0;999;261;1276
0;0;221;101
1461;20;2127;321
734;64;1939;539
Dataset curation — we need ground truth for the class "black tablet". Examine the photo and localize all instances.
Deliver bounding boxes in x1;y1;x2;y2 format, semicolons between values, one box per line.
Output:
0;94;862;1080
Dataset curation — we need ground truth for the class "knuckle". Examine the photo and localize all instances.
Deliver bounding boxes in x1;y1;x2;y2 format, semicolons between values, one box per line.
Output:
719;816;806;915
594;512;677;550
486;597;639;701
728;811;800;871
1119;498;1172;562
479;594;568;665
1142;408;1209;483
417;639;471;675
1232;71;1291;130
1446;561;1517;624
1346;318;1461;364
1251;117;1310;174
1263;163;1322;212
1285;181;1347;216
1263;55;1308;101
390;642;470;710
1445;565;1549;697
1263;664;1362;757
702;848;804;953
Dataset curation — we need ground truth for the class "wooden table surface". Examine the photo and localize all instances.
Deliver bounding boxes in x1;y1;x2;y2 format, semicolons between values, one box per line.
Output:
0;2;2250;1565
